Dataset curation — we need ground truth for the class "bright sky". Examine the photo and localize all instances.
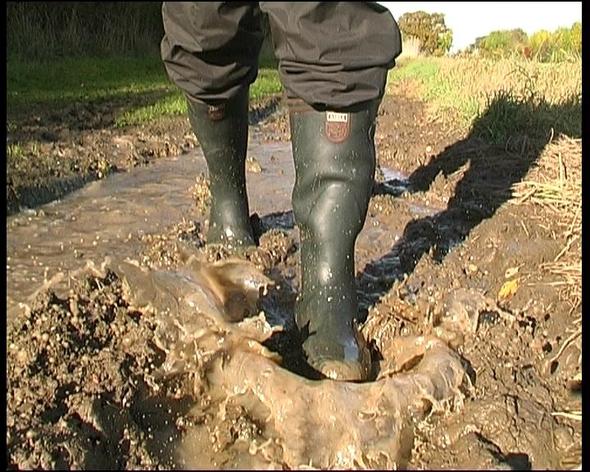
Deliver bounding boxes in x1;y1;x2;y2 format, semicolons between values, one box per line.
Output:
379;2;582;52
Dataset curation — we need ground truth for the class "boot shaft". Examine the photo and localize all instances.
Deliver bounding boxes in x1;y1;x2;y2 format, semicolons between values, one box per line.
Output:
288;100;380;381
289;100;380;282
289;98;379;325
186;89;255;248
187;89;250;186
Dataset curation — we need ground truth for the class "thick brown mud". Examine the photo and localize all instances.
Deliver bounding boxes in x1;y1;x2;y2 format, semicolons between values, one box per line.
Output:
6;94;581;469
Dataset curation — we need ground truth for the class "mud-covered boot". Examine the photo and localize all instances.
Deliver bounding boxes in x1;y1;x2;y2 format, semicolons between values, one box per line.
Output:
289;99;380;382
187;88;255;249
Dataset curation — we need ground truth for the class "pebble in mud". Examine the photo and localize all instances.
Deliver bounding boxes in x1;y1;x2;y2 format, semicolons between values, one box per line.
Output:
553;425;575;451
211;406;262;452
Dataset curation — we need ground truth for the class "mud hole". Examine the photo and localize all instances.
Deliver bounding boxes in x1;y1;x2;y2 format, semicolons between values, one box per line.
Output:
7;94;581;469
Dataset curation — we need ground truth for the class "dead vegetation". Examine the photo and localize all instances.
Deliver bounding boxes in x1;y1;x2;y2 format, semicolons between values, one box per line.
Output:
512;135;581;304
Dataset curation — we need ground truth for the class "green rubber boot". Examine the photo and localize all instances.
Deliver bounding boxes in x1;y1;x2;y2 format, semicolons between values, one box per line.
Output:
289;99;380;382
187;88;255;249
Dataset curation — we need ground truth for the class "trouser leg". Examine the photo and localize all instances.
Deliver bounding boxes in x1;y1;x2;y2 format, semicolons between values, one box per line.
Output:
260;1;401;109
161;2;264;104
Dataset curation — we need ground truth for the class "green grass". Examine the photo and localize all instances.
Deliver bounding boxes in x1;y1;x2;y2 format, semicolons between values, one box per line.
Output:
115;94;186;128
7;56;282;126
7;57;172;106
115;69;283;127
388;58;481;125
389;57;440;83
7;143;25;160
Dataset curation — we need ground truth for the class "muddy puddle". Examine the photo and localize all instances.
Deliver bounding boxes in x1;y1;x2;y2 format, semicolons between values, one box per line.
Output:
7;134;471;469
6;135;434;321
6;137;287;317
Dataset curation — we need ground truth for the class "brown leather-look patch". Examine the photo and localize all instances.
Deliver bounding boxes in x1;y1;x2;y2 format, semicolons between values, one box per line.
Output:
207;104;225;121
325;111;350;143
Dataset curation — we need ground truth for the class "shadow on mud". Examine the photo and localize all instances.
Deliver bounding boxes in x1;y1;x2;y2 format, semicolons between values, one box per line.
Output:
253;210;295;234
357;92;581;316
475;432;532;470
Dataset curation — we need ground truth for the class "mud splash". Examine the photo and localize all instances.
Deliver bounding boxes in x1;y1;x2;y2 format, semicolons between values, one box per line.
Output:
7;135;467;469
119;254;467;469
7;250;467;469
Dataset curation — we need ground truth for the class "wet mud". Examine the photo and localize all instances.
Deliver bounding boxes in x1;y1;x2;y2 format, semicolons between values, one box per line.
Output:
6;94;581;469
6;96;281;215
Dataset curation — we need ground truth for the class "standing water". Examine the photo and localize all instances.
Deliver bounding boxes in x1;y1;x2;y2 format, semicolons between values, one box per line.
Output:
7;138;436;320
6;140;295;319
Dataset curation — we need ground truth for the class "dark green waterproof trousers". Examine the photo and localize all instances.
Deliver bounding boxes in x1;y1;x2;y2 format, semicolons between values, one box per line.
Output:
161;2;402;109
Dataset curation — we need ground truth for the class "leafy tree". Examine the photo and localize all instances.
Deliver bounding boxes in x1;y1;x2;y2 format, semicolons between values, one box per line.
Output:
475;29;528;59
398;11;453;56
529;23;581;62
471;23;581;62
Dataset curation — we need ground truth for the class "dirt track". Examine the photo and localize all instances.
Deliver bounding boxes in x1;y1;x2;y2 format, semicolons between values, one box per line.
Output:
6;93;581;469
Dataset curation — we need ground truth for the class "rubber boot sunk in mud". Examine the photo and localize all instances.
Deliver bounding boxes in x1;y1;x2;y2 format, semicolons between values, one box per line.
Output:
289;100;379;382
187;87;256;250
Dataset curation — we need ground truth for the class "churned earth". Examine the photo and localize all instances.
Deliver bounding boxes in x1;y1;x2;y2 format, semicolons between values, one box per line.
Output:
6;92;581;469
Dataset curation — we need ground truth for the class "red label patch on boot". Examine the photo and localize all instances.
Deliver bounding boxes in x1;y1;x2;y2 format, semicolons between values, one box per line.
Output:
325;112;350;143
207;104;225;121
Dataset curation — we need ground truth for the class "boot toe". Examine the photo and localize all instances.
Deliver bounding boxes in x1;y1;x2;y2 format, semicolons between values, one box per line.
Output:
303;333;372;382
207;225;256;250
312;357;370;382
